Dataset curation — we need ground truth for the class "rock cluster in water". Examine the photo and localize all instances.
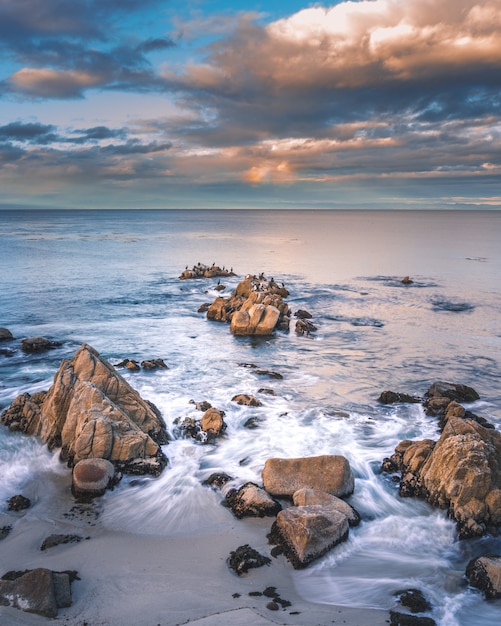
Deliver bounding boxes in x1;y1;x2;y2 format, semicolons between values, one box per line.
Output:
179;262;236;280
206;274;291;336
381;381;501;539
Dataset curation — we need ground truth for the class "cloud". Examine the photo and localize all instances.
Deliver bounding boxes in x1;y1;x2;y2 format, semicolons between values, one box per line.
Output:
0;121;58;143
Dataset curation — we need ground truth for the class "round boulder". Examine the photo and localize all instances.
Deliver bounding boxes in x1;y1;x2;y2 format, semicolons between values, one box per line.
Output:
72;458;116;497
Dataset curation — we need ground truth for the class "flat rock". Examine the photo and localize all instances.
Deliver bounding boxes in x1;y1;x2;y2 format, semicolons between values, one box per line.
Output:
292;488;361;526
262;455;355;498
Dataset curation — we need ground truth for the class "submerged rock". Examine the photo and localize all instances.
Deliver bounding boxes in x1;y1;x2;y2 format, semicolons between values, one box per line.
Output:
262;455;355;498
40;534;85;551
1;344;168;476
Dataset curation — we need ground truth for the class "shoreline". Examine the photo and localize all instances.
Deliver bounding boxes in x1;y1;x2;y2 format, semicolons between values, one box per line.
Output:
1;501;390;626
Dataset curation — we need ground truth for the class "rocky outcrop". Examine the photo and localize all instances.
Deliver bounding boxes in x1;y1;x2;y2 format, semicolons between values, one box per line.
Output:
262;455;355;498
466;555;501;599
232;394;262;407
179;263;235;280
225;482;281;519
207;274;291;336
200;407;226;439
21;336;61;353
1;344;168;476
378;390;421;404
270;505;349;569
0;568;77;618
386;415;501;538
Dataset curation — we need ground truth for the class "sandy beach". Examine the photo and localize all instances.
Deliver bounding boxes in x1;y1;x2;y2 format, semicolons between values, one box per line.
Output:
1;495;390;626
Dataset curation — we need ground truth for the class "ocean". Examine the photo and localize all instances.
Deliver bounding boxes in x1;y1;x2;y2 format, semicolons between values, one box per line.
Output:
1;209;500;625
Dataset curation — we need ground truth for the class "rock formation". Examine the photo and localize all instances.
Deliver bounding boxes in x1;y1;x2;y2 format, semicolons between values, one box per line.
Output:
466;555;501;599
1;344;168;476
179;263;235;280
225;482;282;519
206;274;291;336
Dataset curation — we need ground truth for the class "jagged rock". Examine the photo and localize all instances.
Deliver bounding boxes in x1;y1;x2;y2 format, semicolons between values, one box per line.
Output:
225;482;281;519
387;416;501;538
425;381;480;404
466;554;501;599
294;309;312;319
230;302;280;336
21;336;61;353
114;358;140;371
0;568;77;618
292;488;361;526
263;455;355;498
270;505;349;569
232;394;262;407
1;344;168;476
40;534;85;551
200;407;226;439
378;390;421;404
72;458;117;497
227;544;271;576
203;472;233;489
7;495;31;511
189;400;212;412
0;328;14;341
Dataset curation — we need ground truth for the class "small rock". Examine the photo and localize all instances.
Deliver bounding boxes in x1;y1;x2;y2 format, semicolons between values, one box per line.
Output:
294;309;313;319
203;473;234;489
0;328;14;341
7;495;31;511
72;458;116;498
40;534;85;551
389;611;436;626
378;390;421;404
140;358;168;370
295;319;317;335
267;601;279;611
21;336;61;353
395;588;432;613
401;276;414;285
227;544;271;576
0;526;12;540
258;388;276;396
225;482;281;519
232;394;262;407
200;407;227;439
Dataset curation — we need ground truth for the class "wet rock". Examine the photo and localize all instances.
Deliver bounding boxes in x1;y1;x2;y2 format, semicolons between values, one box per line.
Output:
255;369;283;379
1;344;168;476
40;534;85;551
263;455;355;498
72;458;117;497
198;303;210;313
292;488;361;527
225;482;282;519
114;358;140;371
0;328;14;341
189;400;212;412
294;309;313;319
140;358;168;370
466;554;501;599
244;417;262;429
231;302;280;336
7;495;31;511
395;588;432;613
203;472;234;489
232;394;262;407
227;544;271;576
270;505;349;569
378;390;421;404
0;568;77;618
0;526;12;541
200;407;227;438
21;336;61;353
389;611;436;626
295;319;317;335
258;388;276;396
388;416;501;538
401;276;414;285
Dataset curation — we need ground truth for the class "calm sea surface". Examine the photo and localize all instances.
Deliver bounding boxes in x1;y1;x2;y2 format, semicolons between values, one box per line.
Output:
1;209;500;625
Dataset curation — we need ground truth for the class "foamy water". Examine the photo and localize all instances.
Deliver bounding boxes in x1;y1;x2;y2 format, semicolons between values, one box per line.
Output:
1;209;500;625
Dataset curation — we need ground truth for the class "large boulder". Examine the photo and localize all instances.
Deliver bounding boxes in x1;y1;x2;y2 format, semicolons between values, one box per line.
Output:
292;488;361;526
0;568;76;618
1;344;168;475
387;416;501;538
72;458;117;497
230;302;280;336
262;455;354;498
271;505;349;568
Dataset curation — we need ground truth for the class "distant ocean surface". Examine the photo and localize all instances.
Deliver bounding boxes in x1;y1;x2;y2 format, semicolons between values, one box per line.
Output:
1;209;500;625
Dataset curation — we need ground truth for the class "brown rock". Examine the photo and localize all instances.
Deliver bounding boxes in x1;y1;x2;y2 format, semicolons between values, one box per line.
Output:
225;482;281;519
271;505;349;568
262;455;355;498
466;554;501;599
72;458;116;497
0;328;13;341
232;394;262;407
21;336;61;353
200;407;226;438
292;488;361;526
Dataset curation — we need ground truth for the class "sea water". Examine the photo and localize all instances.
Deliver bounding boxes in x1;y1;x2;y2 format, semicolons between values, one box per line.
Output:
0;209;500;625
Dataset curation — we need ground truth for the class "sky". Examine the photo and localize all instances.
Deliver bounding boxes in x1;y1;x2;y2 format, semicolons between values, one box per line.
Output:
0;0;500;210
